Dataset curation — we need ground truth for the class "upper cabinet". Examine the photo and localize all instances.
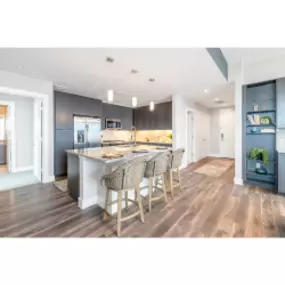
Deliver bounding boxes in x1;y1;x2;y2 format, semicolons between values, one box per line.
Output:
134;101;172;130
54;91;102;130
276;78;285;128
102;103;133;130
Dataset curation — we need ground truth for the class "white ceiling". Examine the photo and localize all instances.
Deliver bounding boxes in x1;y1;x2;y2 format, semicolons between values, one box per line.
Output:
0;48;227;108
197;82;234;109
222;48;285;65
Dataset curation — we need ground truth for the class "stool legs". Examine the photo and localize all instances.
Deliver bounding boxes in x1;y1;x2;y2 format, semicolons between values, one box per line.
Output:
125;191;129;210
117;191;123;237
162;175;168;203
136;186;144;223
103;188;110;221
148;177;153;212
169;170;174;198
177;168;182;192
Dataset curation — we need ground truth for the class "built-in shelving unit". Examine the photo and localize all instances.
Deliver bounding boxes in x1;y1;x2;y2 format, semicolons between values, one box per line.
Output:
243;80;277;191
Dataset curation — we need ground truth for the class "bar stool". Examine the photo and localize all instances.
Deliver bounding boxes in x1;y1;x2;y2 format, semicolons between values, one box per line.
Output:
143;151;170;212
168;148;185;198
102;156;147;237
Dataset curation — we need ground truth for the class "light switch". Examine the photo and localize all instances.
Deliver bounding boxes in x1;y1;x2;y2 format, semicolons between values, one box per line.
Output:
256;163;261;169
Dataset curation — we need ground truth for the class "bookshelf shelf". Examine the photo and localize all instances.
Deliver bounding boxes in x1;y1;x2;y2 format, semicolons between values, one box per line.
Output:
243;80;277;191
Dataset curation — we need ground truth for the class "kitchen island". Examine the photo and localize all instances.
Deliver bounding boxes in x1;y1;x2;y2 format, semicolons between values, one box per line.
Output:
66;144;171;213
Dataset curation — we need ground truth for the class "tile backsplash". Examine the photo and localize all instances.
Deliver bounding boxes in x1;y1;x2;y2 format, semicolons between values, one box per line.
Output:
101;130;131;142
135;130;172;143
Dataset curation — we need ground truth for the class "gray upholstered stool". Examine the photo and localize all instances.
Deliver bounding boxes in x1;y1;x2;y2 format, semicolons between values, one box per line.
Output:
168;148;185;197
143;151;170;212
102;156;147;237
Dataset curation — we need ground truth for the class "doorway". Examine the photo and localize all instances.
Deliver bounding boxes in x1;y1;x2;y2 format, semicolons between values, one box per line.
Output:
0;97;43;191
0;105;8;173
187;110;195;164
219;108;235;158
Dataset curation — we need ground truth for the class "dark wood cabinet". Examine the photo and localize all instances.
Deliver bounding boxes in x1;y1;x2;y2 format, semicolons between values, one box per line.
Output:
134;101;172;130
102;103;133;130
54;129;74;176
54;91;103;130
54;91;103;176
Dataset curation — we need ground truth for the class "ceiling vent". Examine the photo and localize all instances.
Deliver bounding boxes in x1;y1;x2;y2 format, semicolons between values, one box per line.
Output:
131;69;138;74
214;99;225;104
149;78;155;82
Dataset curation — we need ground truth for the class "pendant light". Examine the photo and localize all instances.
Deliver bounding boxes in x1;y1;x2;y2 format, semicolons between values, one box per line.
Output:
132;96;138;107
150;101;155;111
106;57;115;103
107;90;114;102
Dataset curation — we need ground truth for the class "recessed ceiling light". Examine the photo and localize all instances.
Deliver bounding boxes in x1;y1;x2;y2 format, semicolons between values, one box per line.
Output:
106;57;114;63
214;97;220;102
204;89;209;93
19;64;24;69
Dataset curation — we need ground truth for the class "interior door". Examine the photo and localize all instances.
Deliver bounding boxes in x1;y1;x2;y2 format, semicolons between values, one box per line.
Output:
220;108;235;158
198;113;210;160
33;99;43;181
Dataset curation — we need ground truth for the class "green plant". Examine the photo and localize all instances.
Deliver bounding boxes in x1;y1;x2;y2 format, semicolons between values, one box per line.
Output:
248;148;269;164
260;116;272;124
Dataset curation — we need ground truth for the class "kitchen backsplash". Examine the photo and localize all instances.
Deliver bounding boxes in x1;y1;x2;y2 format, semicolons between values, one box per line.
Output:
135;130;172;143
101;130;131;142
101;129;173;143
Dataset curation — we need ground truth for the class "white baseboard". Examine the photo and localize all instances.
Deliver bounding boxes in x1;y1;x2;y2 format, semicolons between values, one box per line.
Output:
78;196;98;210
210;153;235;159
12;165;33;172
234;177;243;185
42;175;55;183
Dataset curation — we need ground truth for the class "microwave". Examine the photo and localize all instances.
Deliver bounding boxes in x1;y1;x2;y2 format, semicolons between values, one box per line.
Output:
105;118;122;130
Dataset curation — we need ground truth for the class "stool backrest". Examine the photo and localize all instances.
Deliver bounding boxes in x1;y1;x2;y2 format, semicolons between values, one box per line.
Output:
144;151;170;178
169;148;185;169
104;156;147;190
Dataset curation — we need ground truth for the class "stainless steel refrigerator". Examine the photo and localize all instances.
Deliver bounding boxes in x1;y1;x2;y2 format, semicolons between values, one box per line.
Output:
73;115;101;149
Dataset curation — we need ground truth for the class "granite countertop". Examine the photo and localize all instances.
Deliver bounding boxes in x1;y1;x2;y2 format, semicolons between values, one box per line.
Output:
66;144;171;163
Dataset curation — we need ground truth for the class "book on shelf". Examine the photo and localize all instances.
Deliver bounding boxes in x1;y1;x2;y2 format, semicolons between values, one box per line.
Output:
260;129;275;133
247;115;255;125
253;114;260;125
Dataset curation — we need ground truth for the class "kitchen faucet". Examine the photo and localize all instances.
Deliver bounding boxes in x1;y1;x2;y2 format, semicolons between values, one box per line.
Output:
131;126;136;146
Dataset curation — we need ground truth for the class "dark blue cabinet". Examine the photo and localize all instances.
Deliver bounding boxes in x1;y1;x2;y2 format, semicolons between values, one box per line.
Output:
276;78;285;128
278;153;285;193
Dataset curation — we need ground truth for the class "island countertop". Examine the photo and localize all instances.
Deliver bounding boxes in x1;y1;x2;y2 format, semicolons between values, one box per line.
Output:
66;144;171;163
66;144;172;211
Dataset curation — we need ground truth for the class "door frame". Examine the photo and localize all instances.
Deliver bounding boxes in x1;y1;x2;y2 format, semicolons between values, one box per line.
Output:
0;100;16;173
0;87;50;183
185;108;197;164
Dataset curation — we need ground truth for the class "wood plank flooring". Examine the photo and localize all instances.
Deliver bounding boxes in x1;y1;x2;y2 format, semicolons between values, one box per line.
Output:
1;157;285;237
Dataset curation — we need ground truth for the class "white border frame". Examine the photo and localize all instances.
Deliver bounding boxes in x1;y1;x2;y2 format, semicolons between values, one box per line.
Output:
185;107;197;164
0;87;50;183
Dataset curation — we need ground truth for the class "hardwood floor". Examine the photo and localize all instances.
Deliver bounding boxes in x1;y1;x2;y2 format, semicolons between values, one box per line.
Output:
1;157;285;237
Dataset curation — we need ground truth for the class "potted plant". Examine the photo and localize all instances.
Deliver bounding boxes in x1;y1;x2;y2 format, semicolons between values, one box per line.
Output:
247;147;269;174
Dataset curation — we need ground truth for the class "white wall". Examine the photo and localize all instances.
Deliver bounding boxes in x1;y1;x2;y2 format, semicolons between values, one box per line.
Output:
172;94;210;168
0;94;34;169
0;70;54;181
210;107;235;158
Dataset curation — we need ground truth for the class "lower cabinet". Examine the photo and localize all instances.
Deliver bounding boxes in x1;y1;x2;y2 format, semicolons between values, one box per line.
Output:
278;153;285;194
54;129;74;176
